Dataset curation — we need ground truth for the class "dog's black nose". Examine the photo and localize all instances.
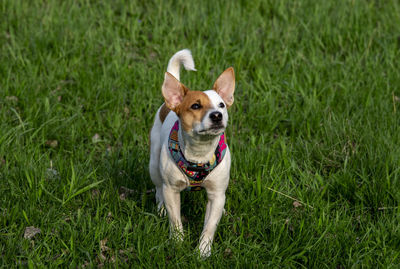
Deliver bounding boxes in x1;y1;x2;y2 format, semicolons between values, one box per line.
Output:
209;111;223;123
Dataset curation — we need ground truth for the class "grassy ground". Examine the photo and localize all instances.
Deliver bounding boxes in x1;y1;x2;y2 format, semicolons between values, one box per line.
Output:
1;0;400;267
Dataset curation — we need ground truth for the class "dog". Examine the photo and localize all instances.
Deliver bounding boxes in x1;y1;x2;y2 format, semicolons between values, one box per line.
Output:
149;49;235;257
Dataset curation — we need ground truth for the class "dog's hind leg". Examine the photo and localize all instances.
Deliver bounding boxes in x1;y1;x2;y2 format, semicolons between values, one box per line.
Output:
154;186;166;216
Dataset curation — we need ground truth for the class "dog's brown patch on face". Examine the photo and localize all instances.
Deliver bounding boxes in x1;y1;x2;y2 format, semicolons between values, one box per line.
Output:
159;103;171;124
175;91;212;132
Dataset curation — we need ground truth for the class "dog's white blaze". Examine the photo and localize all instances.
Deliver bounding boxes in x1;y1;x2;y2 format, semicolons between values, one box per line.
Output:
202;90;229;130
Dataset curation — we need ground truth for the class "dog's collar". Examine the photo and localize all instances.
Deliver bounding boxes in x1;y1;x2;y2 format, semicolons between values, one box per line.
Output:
168;120;227;191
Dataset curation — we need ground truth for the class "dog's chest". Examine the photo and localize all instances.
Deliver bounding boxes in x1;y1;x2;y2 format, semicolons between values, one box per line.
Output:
167;120;227;191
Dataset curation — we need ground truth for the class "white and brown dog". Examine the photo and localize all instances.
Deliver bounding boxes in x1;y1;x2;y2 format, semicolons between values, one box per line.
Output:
149;49;235;257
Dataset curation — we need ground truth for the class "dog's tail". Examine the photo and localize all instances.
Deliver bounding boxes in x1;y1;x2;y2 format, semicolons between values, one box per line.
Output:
167;49;196;81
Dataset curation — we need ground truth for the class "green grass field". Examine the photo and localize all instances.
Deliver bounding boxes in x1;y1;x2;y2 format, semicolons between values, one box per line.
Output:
1;0;400;267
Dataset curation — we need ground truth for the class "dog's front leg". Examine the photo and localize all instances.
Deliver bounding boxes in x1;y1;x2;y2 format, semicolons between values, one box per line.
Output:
199;192;226;257
162;184;184;240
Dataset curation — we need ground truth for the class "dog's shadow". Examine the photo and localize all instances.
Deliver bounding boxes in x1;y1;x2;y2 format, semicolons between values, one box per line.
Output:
103;145;151;202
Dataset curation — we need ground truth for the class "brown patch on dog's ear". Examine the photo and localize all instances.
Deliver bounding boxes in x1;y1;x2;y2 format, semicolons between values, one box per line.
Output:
158;103;171;123
162;72;189;112
213;67;235;108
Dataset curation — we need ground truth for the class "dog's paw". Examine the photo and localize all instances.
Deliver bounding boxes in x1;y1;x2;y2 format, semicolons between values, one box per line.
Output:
198;241;212;258
170;230;184;242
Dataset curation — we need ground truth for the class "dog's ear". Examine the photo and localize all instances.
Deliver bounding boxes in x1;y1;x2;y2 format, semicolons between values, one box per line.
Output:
162;72;189;111
213;67;235;108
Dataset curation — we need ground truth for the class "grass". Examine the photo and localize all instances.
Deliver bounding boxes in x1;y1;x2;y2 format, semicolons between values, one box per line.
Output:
1;0;400;267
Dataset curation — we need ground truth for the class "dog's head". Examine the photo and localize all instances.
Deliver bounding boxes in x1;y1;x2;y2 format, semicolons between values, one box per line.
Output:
162;67;235;136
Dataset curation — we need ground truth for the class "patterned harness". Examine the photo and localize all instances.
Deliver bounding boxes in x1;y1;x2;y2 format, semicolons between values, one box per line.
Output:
168;120;227;191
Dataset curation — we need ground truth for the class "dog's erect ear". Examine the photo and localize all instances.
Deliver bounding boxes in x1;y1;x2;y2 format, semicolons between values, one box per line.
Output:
213;67;235;108
162;72;189;111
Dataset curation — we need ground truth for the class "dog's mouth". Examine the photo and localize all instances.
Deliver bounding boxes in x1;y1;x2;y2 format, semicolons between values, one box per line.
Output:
198;124;225;135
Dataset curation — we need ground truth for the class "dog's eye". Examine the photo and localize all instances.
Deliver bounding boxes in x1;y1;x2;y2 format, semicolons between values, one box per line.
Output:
191;103;201;110
218;102;225;108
